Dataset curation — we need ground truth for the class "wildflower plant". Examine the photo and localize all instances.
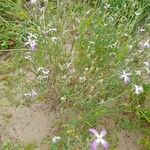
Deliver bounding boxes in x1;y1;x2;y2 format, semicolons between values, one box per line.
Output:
1;0;150;149
25;33;37;51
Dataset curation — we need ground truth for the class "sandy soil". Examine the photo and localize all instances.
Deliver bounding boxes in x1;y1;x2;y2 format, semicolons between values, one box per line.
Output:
0;102;59;149
98;117;143;150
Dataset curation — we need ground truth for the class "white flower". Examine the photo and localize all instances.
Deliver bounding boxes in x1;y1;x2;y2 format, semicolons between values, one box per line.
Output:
141;40;150;49
37;67;44;72
120;70;131;84
138;27;145;32
37;75;48;80
24;90;37;98
37;67;49;79
135;11;140;16
49;28;57;32
52;136;61;143
60;97;66;101
133;85;144;95
145;67;150;74
128;45;133;50
24;52;32;60
24;55;32;60
31;90;37;97
30;0;37;4
143;62;150;74
104;3;110;9
42;70;49;75
37;67;49;74
24;93;30;97
85;68;89;71
79;76;86;82
144;62;149;66
135;70;141;76
65;62;72;69
51;37;57;43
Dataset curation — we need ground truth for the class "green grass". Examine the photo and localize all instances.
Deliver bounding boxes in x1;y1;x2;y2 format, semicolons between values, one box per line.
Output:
0;0;150;149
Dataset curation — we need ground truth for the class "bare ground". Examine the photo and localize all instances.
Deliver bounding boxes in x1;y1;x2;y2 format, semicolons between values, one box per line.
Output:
0;101;59;149
98;117;143;150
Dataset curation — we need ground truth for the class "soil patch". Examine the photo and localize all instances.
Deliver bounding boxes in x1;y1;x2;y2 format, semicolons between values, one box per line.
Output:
117;130;142;150
98;117;143;150
1;102;59;147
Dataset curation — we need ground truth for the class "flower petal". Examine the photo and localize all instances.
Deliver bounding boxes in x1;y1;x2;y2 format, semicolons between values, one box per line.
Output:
100;139;109;150
89;128;99;137
124;76;130;84
100;129;106;138
91;140;98;150
30;42;37;51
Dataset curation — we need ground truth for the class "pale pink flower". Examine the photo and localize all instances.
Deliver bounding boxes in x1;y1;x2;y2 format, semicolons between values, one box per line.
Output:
89;128;109;150
120;70;131;84
141;40;150;49
25;33;37;51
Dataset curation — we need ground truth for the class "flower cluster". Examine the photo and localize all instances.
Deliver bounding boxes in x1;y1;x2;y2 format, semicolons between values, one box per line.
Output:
120;37;150;95
52;136;61;143
25;33;37;51
120;70;144;95
140;40;150;49
24;90;37;98
37;67;50;79
144;62;150;74
61;61;76;83
24;52;32;61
